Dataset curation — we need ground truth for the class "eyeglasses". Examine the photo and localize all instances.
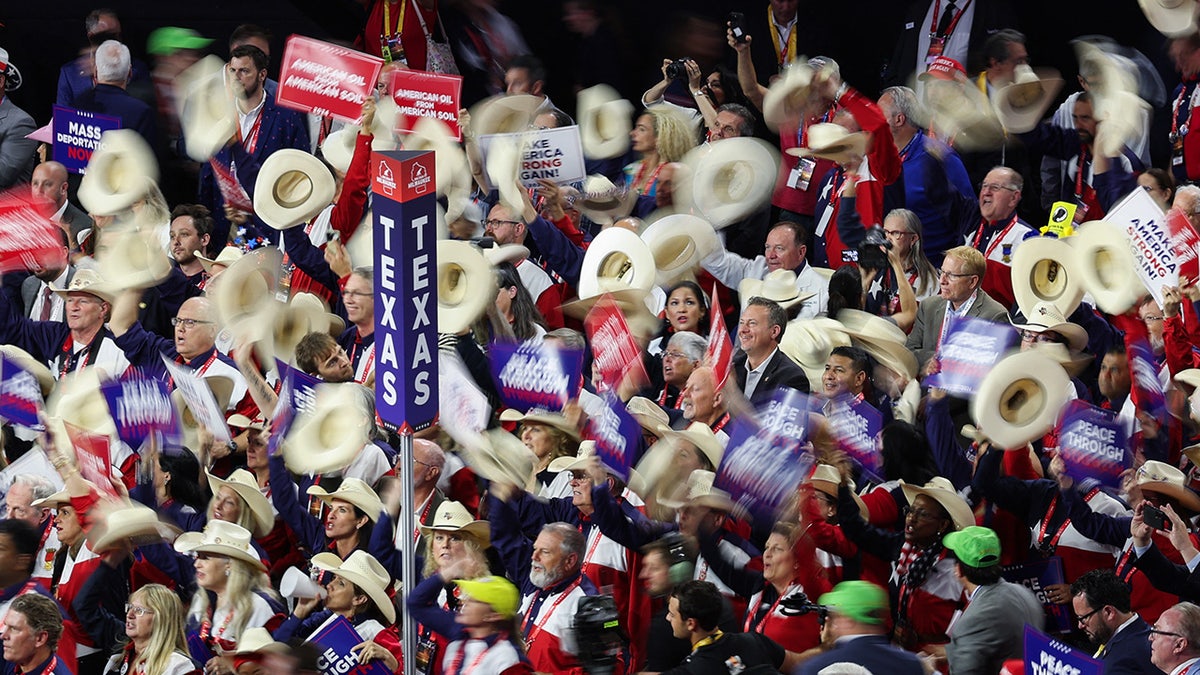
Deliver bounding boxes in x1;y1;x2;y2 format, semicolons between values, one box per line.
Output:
342;290;373;298
1142;315;1164;323
125;603;155;617
902;506;941;522
884;229;915;238
663;351;690;360
1076;607;1102;625
980;182;1018;193
1149;628;1185;640
171;317;214;330
940;269;977;279
1020;330;1061;344
485;219;521;228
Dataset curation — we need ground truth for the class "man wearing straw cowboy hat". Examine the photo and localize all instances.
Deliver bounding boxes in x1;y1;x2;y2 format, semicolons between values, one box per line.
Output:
0;46;36;191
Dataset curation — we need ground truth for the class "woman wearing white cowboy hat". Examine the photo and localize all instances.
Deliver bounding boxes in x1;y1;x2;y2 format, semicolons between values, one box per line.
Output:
175;521;284;662
497;408;581;499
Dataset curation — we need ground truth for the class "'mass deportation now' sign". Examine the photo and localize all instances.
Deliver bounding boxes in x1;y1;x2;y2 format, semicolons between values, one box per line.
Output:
373;149;438;432
53;106;121;174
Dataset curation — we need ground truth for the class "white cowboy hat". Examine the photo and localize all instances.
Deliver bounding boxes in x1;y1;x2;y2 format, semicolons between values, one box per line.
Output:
640;214;721;286
233;628;288;655
47;368;117;439
171;375;234;452
208;247;282;328
176;55;238;162
311;551;396;623
899;477;974;531
257;293;345;364
1070;220;1145;315
484;135;528;217
686;138;780;228
626;396;670;433
927;84;1006;152
779;317;852;384
574;175;638;226
78;129;159;217
253;149;336;230
0;345;54;397
807;463;867;516
1074;41;1150;159
971;349;1070;451
497;408;581;440
320;125;397;176
787;123;868;164
207;469;274;537
1011;237;1084;319
196;246;244;275
97;225;172;292
1138;0;1199;37
659;469;734;511
547;440;600;473
307;478;385;522
400;116;473;223
418;500;490;547
472;94;543;136
835;309;919;380
480;243;529;266
739;269;813;312
459;429;538;493
577;84;633;160
1010;301;1089;353
285;383;371;475
762;61;816;132
51;268;115;304
992;65;1065;134
438;240;496;334
1136;460;1200;512
577;227;656;299
174;520;266;571
664;422;726;470
89;501;182;553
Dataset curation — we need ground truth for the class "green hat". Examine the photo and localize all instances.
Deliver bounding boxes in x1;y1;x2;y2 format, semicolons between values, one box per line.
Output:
147;27;213;55
943;525;1002;567
818;581;889;624
455;576;521;618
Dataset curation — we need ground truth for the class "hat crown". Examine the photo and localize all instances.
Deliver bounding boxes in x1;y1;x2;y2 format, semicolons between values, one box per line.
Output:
810;463;841;485
1138;460;1186;486
433;500;476;529
924;477;956;493
225;469;258;490
1027;301;1070;327
68;269;106;293
341;550;390;588
201;520;253;550
807;123;851;149
760;270;800;300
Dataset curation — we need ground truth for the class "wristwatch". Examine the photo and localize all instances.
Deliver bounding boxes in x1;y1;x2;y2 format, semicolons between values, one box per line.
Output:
226;440;238;453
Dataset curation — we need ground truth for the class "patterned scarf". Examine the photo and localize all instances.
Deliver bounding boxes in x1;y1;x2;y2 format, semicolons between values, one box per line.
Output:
893;540;944;618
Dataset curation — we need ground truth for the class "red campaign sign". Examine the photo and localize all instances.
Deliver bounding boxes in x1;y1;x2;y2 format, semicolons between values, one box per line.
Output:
0;193;69;274
390;69;463;140
1165;207;1200;284
705;283;734;391
276;35;384;124
584;294;648;394
63;420;118;498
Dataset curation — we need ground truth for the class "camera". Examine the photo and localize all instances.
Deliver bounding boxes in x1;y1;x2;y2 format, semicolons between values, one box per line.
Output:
729;12;748;43
780;596;830;625
857;225;893;271
574;595;627;675
665;59;690;82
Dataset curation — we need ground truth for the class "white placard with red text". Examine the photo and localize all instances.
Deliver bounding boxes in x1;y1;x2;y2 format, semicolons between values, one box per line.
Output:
276;35;384;124
477;126;586;187
1105;187;1178;307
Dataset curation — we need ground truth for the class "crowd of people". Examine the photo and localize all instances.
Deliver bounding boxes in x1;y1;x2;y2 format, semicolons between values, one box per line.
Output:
4;1;1200;675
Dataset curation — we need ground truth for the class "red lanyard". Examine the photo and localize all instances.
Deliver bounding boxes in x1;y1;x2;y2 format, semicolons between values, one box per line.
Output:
239;110;265;155
929;0;973;37
711;413;731;434
168;351;220;391
199;606;235;650
411;494;434;543
581;524;603;565
356;344;376;385
521;577;582;643
970;213;1018;259
447;638;498;675
1074;147;1090;200
59;336;92;379
19;656;59;675
1174;84;1192;136
744;582;796;633
632;161;665;195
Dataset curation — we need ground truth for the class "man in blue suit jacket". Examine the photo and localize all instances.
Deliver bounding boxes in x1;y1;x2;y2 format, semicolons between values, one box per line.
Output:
1071;569;1158;675
72;40;158;155
799;581;925;675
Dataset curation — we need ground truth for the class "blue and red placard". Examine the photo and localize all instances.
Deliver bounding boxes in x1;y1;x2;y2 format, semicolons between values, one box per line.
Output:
1057;400;1132;489
825;395;883;480
52;106;121;174
1003;556;1072;634
1024;625;1102;675
0;352;45;430
100;374;177;448
716;388;815;522
310;615;391;675
588;392;640;481
489;340;583;412
927;316;1016;397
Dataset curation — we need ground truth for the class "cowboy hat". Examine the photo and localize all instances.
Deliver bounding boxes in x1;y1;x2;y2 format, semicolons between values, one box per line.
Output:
311;551;396;623
498;408;581;440
659;469;734;511
807;463;866;516
900;477;974;531
207;469;274;537
1093;91;1151;159
285;383;371;476
89;502;182;553
834;310;919;381
739;270;814;312
1176;368;1200;391
172;375;234;451
233;628;288;655
0;47;23;91
547;440;600;473
438;240;496;335
480;242;529;267
307;477;384;522
927;85;1006;152
577;227;657;299
47;367;117;438
196;246;244;275
640;214;721;286
787;123;868;164
177;55;238;162
254;149;336;230
472;94;543;136
685;138;779;228
971;349;1070;450
97;225;172;292
459;429;538;493
577;84;633;160
665;422;726;470
779;317;852;384
762;61;816;132
1070;220;1145;315
174;520;266;571
559;280;658;338
51;268;115;304
418;500;490;547
484;135;528;217
32;489;71;510
626;396;670;433
573;175;639;226
208;247;282;328
400;116;474;223
227;414;267;431
992;65;1065;134
1010;301;1089;353
1136;460;1200;512
1138;0;1199;37
0;345;54;398
257;293;345;364
320;126;396;176
1011;237;1085;319
78;129;159;217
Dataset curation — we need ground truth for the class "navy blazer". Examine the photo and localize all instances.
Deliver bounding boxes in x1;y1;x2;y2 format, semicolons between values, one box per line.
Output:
732;348;811;401
1098;617;1157;675
72;83;158;152
798;634;925;675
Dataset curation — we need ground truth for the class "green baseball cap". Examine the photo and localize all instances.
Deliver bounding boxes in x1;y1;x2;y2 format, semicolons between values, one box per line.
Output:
818;581;889;624
147;27;213;55
943;525;1002;567
455;576;521;618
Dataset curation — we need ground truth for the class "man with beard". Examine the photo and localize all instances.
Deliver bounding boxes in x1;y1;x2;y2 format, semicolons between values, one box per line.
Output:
1071;569;1155;674
168;204;214;289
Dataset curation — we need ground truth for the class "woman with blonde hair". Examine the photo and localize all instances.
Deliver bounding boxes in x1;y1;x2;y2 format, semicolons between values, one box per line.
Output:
625;107;697;197
101;584;197;675
498;409;581;498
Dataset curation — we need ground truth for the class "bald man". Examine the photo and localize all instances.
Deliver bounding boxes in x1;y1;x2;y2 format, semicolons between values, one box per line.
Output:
681;366;731;441
30;161;93;244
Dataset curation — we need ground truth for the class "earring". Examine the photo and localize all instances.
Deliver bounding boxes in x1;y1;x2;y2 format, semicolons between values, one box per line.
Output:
225;567;231;577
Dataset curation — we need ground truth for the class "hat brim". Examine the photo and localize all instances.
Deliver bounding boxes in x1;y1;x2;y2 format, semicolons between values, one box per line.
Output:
641;214;721;285
578;85;633;160
1070;220;1146;315
1138;0;1199;36
762;63;816;131
1140;481;1200;513
77;129;160;217
437;240;497;334
497;409;581;440
311;552;396;623
178;56;238;162
993;74;1065;134
174;533;267;571
687;138;780;228
970;350;1070;451
578;227;657;298
1011;238;1085;319
418;520;491;547
284;385;371;476
91;511;182;553
254;150;337;230
207;472;275;537
787;133;869;164
306;485;383;523
899;482;975;531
